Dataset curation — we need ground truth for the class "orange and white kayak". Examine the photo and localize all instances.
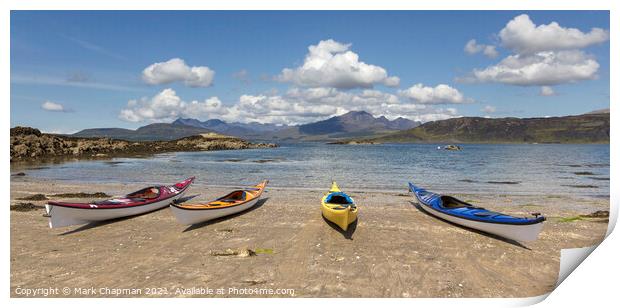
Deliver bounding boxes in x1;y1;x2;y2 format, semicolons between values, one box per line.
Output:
170;180;268;225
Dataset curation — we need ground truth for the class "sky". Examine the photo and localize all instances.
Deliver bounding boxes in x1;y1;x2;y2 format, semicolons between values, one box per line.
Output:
10;11;610;133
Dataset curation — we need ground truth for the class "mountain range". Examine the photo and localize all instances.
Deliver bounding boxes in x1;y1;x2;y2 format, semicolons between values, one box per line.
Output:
71;109;609;144
258;111;421;141
172;118;289;138
73;111;421;141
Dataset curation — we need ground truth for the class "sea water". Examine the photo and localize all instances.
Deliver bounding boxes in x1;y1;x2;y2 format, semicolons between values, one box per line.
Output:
16;143;610;197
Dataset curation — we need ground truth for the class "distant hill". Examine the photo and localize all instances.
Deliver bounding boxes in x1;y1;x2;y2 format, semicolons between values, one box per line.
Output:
172;118;288;138
585;108;610;115
73;123;214;141
298;111;419;135
356;112;609;144
263;111;421;141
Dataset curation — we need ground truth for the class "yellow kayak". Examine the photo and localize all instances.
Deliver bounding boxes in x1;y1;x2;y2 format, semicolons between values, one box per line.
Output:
321;182;358;231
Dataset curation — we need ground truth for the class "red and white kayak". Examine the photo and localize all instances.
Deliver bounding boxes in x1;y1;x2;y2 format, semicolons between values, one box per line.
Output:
45;177;195;228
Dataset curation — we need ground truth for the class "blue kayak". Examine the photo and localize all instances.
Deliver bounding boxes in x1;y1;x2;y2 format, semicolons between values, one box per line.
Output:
408;182;545;242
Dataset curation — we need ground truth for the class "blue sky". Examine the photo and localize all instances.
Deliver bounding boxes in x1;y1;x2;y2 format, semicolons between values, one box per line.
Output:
11;11;610;133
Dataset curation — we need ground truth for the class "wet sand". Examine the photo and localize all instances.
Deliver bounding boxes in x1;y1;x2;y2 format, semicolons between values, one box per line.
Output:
10;177;608;298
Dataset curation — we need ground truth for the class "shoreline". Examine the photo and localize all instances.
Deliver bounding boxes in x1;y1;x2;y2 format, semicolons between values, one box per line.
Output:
10;178;609;298
10;126;277;163
10;173;610;201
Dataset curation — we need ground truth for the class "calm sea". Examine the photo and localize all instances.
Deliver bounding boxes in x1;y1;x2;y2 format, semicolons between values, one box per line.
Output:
15;143;610;197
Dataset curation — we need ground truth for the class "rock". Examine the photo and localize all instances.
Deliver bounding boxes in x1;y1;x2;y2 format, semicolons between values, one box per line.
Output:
10;126;42;136
10;126;277;162
12;172;26;176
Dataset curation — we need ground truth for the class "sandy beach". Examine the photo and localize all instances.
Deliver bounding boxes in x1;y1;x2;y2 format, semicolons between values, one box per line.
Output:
10;176;608;298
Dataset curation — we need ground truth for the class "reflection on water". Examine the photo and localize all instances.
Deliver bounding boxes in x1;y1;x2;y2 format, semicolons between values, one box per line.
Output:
13;143;610;196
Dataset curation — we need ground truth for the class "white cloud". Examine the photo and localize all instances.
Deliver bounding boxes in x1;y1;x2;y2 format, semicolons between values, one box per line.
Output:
499;14;609;54
464;39;498;58
277;39;400;89
481;105;496;113
120;87;460;125
142;58;215;87
232;69;250;84
119;88;227;122
483;45;499;58
463;14;607;89
398;84;470;104
469;50;599;86
41;101;67;112
540;86;556;96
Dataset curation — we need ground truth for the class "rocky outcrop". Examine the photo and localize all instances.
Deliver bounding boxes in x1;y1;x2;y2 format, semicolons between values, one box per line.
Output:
11;127;277;162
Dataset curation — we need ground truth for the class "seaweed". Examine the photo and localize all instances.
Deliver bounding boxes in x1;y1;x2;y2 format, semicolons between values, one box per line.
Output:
209;248;256;257
486;181;520;185
561;184;598;189
254;248;274;254
459;179;478;183
10;202;45;212
16;194;48;201
559;216;583;223
49;192;111;198
581;210;609;218
574;171;595;176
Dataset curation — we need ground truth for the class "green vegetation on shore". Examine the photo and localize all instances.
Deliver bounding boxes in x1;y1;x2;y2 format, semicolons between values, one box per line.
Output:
346;112;610;144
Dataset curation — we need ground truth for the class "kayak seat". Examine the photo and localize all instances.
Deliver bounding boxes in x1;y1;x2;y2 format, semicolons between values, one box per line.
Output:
439;196;471;209
217;191;246;202
126;187;160;199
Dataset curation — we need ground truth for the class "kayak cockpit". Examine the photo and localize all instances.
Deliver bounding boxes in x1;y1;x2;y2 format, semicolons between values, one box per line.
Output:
215;191;248;203
439;195;476;209
126;187;161;200
325;192;353;205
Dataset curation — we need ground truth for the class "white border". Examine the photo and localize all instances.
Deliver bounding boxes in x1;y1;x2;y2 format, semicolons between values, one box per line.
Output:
3;1;617;307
